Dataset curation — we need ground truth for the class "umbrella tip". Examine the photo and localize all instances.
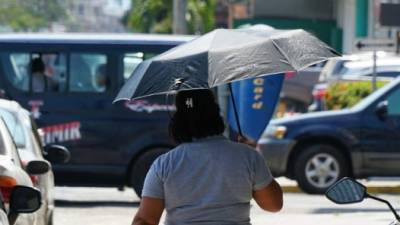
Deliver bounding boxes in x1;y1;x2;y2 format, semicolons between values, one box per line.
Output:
172;77;187;91
174;78;184;85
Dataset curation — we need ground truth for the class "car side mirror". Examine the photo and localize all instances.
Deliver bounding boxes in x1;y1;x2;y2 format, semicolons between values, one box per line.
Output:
375;101;388;121
43;145;70;164
325;177;367;204
9;186;41;213
26;160;50;175
8;186;41;225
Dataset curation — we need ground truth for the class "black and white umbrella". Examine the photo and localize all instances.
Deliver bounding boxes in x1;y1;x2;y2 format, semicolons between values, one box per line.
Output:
114;26;340;135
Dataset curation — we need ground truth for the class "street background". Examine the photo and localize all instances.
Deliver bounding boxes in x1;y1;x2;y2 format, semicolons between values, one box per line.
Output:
54;179;400;225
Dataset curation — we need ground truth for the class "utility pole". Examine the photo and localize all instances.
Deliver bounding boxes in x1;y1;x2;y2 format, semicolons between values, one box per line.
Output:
173;0;187;34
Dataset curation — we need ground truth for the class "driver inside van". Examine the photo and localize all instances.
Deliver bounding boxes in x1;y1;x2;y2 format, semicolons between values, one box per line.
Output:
30;57;58;92
30;57;47;92
94;64;108;92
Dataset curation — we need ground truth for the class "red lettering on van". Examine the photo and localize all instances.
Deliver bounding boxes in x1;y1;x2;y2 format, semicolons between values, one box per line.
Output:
40;121;81;145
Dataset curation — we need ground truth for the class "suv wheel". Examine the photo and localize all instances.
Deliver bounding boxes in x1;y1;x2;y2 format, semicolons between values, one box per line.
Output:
294;144;349;194
130;148;168;198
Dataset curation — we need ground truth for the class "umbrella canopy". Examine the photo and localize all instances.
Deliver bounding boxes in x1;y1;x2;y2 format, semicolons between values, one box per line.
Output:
114;26;340;102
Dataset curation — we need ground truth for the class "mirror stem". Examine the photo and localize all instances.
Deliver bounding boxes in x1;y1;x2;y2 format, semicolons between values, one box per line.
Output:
366;193;400;222
8;212;17;225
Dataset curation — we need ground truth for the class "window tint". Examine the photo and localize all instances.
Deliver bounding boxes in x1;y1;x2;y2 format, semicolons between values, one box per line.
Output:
376;71;400;78
69;53;108;92
123;52;157;81
7;53;67;92
387;88;400;115
9;53;30;91
0;119;20;162
0;109;26;148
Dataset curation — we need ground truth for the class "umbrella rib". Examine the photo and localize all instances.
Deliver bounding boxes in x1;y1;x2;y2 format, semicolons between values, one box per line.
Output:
271;39;296;71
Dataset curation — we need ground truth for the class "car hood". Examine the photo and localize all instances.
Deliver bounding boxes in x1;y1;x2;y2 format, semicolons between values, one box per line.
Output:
270;109;357;126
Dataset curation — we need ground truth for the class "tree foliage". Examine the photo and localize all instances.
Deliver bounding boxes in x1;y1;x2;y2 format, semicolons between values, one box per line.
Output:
126;0;216;34
0;0;66;32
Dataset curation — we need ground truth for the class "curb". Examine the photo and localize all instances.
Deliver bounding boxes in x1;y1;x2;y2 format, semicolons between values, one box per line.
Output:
281;185;400;194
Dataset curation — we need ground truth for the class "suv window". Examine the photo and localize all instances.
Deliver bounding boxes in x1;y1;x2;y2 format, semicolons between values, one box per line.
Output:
6;52;109;93
387;88;400;115
365;71;400;78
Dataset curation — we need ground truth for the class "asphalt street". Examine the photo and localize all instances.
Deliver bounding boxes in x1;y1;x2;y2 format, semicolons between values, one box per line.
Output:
54;186;400;225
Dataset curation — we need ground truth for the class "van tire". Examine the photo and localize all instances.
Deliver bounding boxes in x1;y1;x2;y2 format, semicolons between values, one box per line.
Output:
294;144;349;194
130;148;168;198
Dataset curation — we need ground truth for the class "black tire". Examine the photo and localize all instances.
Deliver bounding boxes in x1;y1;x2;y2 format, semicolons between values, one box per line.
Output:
293;144;349;194
130;148;168;198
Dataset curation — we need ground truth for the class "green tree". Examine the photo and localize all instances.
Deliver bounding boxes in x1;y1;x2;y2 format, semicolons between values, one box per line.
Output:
0;0;66;32
126;0;216;34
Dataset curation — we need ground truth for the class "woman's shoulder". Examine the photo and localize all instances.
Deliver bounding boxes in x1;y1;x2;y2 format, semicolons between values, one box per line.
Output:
155;144;186;163
223;139;264;159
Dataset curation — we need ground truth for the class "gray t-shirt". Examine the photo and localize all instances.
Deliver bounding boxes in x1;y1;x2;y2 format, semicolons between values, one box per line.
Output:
142;136;273;225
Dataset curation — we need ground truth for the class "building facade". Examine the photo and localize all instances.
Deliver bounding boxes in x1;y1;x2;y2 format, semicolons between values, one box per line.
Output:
57;0;131;33
233;0;400;54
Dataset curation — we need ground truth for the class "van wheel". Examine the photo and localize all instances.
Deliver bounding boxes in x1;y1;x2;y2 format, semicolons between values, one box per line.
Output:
294;144;349;194
130;148;168;198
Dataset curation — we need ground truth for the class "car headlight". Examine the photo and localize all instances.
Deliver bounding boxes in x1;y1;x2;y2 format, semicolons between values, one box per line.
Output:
261;125;287;140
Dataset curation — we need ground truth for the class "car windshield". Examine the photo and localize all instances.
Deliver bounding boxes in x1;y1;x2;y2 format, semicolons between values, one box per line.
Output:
0;118;16;156
0;108;26;149
352;77;400;111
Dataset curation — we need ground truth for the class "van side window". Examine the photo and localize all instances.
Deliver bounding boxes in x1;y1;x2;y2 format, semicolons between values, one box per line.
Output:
123;52;157;81
9;53;30;91
387;88;400;115
7;53;67;92
69;53;108;92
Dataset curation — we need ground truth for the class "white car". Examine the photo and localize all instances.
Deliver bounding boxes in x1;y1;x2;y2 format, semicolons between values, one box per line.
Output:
0;100;70;225
318;51;400;83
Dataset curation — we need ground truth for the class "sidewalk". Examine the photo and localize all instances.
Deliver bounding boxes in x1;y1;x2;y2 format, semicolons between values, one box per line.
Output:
277;177;400;194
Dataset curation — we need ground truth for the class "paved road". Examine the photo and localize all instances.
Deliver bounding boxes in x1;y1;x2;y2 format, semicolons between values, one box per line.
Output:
54;187;400;225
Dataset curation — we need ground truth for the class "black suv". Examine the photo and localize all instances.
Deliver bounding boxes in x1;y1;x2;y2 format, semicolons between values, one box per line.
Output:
257;77;400;194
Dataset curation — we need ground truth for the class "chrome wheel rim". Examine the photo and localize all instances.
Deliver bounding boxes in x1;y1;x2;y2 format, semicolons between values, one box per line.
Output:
305;153;339;188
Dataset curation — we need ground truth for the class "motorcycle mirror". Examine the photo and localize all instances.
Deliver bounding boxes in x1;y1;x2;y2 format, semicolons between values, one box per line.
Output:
325;177;367;204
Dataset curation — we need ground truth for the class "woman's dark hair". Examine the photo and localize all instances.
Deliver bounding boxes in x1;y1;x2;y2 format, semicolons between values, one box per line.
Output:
31;57;45;73
169;89;225;144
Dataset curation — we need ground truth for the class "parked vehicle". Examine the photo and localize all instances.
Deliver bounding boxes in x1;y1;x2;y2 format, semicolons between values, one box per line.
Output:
0;100;70;225
281;62;325;113
326;177;400;225
0;33;193;196
0;117;45;225
318;51;399;83
0;186;42;225
309;52;400;111
257;76;400;194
